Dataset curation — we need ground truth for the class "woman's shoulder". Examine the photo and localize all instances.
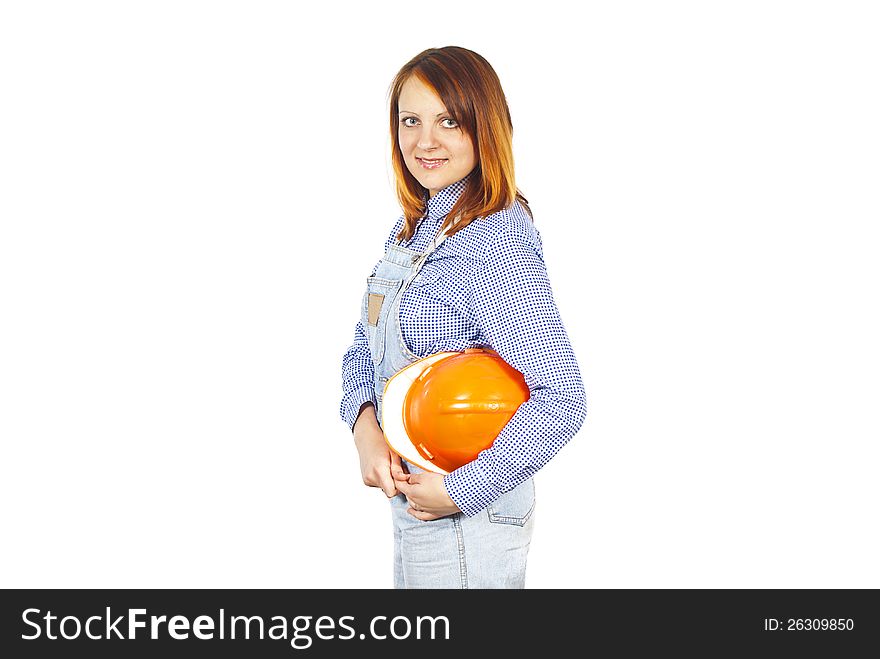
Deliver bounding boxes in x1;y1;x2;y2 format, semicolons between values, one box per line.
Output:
465;199;541;259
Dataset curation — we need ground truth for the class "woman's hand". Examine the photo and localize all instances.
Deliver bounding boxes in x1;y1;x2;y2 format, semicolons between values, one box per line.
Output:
393;471;461;520
353;403;405;498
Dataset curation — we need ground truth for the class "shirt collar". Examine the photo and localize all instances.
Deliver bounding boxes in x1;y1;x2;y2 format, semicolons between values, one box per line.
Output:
422;173;471;223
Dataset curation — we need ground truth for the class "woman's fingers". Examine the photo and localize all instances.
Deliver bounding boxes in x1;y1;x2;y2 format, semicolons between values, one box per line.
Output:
390;453;407;480
407;507;442;521
377;465;398;498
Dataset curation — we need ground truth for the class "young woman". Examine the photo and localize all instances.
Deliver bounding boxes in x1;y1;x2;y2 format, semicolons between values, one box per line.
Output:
340;46;587;588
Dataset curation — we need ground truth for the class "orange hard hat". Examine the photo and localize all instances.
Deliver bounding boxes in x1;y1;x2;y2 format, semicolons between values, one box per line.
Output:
382;348;530;474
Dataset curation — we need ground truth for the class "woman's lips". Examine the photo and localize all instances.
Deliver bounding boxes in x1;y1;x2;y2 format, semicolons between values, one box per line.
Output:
417;157;448;170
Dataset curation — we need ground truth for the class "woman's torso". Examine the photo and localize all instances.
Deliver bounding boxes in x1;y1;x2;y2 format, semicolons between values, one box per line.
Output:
371;198;541;360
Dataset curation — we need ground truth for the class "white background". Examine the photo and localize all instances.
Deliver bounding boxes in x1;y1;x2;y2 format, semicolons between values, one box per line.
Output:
1;1;878;588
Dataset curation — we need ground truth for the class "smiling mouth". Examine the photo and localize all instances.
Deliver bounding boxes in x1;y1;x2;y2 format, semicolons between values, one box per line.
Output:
417;157;448;169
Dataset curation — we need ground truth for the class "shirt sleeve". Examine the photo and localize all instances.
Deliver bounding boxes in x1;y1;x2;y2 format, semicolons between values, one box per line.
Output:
443;218;587;516
340;319;377;431
340;216;406;432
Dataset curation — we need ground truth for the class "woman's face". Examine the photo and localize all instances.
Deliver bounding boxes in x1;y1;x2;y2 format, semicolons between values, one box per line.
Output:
397;76;476;198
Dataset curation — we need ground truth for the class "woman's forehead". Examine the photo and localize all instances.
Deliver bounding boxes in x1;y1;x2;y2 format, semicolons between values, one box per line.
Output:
398;77;447;113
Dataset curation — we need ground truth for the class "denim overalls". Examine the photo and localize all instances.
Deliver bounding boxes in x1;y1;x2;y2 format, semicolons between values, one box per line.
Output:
362;227;535;589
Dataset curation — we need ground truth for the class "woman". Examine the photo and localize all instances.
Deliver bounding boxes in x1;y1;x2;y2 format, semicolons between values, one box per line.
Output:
340;46;587;589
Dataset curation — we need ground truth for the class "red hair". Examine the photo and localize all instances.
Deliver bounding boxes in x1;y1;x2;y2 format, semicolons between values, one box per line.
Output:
387;46;532;242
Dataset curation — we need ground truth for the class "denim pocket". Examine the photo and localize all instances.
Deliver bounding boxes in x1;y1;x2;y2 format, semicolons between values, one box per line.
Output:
362;276;403;366
487;478;535;526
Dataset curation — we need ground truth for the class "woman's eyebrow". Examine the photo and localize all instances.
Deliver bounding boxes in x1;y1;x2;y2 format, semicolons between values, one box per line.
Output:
397;110;449;116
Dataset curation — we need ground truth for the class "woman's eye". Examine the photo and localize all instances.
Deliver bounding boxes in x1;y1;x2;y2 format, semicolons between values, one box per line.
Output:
401;116;458;128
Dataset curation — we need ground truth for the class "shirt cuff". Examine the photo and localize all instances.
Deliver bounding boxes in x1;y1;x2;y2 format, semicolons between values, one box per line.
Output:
443;460;502;517
341;384;376;431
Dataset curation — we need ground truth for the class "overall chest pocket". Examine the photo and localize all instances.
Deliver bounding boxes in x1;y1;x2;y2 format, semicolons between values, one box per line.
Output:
362;276;404;366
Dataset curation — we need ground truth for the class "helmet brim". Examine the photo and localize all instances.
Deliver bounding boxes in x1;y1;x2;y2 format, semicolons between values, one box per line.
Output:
382;352;458;475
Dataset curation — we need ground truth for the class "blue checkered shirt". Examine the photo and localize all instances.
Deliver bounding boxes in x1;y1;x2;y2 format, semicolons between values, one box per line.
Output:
340;177;587;516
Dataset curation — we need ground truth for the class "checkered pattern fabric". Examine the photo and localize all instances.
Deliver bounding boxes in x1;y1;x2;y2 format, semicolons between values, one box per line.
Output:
341;177;587;516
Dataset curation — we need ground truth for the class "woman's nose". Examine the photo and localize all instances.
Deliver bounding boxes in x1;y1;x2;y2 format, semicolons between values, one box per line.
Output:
417;126;439;150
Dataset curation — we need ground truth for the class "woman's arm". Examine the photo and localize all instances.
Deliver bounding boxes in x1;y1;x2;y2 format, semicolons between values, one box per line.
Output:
340;214;407;431
340;320;377;431
342;321;406;497
444;215;588;516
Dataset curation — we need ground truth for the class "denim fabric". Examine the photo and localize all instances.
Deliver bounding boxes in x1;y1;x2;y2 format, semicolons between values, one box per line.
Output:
365;237;535;589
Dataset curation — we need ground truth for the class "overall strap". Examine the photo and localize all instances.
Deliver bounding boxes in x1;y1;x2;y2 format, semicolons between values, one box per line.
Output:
410;212;461;271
